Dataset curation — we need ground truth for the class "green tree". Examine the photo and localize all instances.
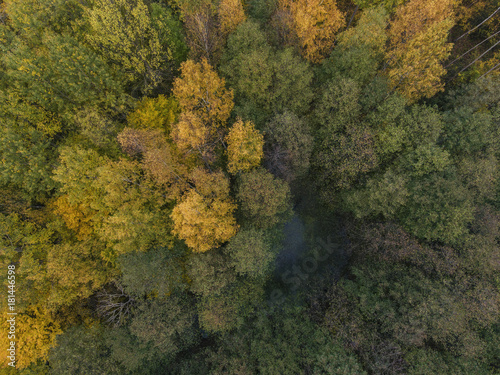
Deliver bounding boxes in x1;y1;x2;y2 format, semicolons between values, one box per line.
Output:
83;0;180;93
220;21;313;124
94;158;173;258
0;121;57;202
0;213;53;311
1;32;127;128
225;228;275;277
263;111;314;184
119;246;187;298
129;295;199;359
320;6;388;85
186;249;236;297
49;325;124;375
237;168;293;229
399;173;475;244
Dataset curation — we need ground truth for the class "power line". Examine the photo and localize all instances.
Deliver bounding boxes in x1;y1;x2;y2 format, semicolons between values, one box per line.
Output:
454;38;500;77
455;6;500;42
445;30;500;68
478;61;500;79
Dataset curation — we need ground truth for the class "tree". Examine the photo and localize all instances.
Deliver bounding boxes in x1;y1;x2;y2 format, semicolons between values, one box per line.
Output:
398;143;451;177
83;0;178;93
180;1;223;64
119;246;186;298
197;277;265;334
1;32;127;127
117;127;189;199
129;296;199;359
313;78;362;133
279;0;345;63
127;95;179;132
0;121;58;202
320;6;388;85
1;306;62;369
263;111;313;183
224;228;275;277
173;58;234;127
344;168;409;219
45;239;112;308
49;325;125;375
206;304;329;373
0;213;53;311
388;19;455;102
226;119;264;174
51;195;96;240
186;249;236;297
237;168;293;229
219;21;275;123
73;107;121;150
399;173;475;245
171;111;211;155
218;0;246;36
171;169;238;252
220;22;313;124
313;124;378;197
352;0;404;10
93;158;173;258
179;0;245;64
386;0;455;101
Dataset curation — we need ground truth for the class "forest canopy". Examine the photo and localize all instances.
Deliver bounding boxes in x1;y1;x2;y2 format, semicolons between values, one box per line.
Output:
0;0;499;374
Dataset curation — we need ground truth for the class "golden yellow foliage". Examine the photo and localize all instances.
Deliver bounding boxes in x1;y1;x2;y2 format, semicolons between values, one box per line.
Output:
388;0;455;46
171;169;238;252
218;0;246;36
280;0;345;63
226;119;264;174
172;58;234;126
388;19;454;101
387;0;455;101
52;195;95;240
171;111;210;151
127;95;179;132
0;307;62;369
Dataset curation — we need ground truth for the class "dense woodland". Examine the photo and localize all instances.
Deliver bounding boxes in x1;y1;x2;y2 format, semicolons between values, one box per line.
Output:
0;0;499;373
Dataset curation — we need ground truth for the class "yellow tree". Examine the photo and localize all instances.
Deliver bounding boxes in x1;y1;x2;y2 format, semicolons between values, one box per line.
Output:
0;306;62;369
127;95;179;132
388;0;454;45
218;0;246;36
387;0;455;101
171;169;238;252
51;195;96;240
172;58;234;127
279;0;345;63
171;112;210;152
226;119;264;174
388;19;455;101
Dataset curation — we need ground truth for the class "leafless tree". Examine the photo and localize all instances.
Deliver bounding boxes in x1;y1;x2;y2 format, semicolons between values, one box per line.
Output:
96;283;136;327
